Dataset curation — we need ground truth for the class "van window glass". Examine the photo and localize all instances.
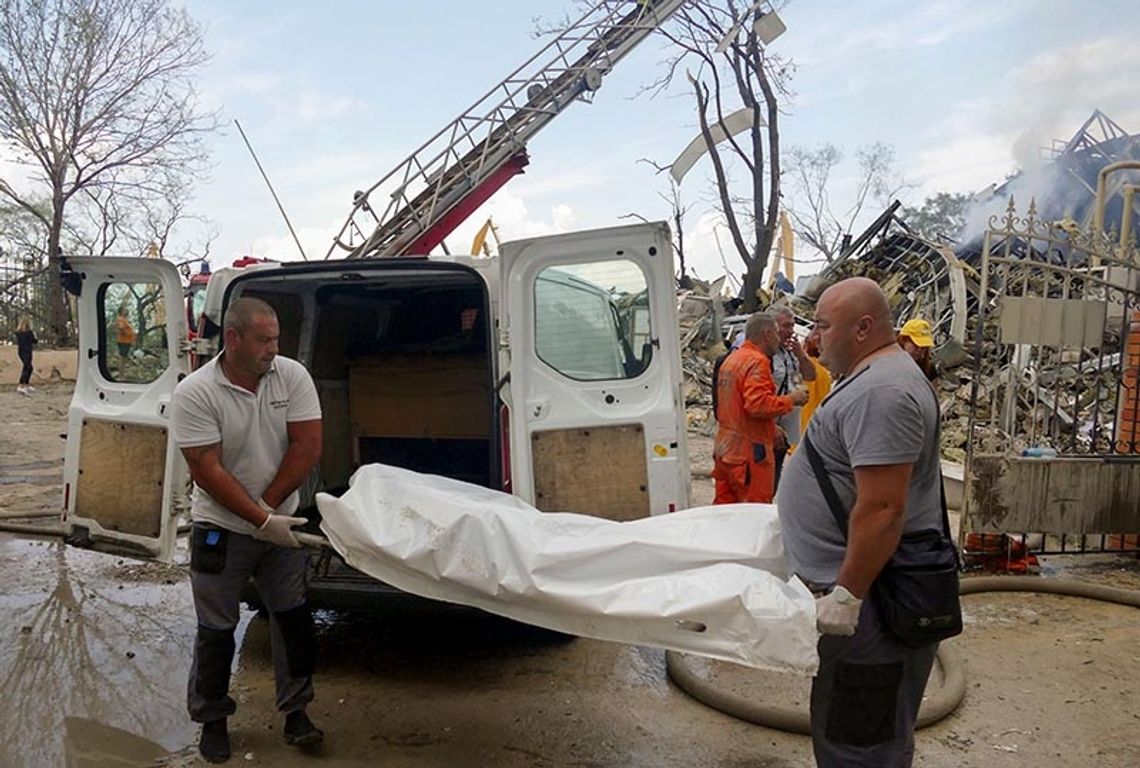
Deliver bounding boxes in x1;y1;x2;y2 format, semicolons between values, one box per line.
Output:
99;281;169;384
534;260;651;381
190;285;207;327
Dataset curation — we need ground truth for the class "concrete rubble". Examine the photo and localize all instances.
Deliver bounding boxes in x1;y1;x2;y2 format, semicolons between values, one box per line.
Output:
680;111;1140;470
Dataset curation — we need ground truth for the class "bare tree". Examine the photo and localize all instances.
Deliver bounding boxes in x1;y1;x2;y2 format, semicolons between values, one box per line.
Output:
784;141;911;262
0;0;217;343
648;2;793;311
620;158;693;285
68;168;218;260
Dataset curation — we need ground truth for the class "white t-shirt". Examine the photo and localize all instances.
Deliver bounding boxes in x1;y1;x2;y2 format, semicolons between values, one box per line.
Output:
171;355;322;534
770;347;802;445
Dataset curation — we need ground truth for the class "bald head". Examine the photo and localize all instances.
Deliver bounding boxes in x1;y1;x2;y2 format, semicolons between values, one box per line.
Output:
821;278;893;333
811;277;897;375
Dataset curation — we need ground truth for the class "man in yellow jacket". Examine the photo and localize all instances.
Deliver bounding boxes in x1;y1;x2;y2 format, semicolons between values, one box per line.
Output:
714;313;808;504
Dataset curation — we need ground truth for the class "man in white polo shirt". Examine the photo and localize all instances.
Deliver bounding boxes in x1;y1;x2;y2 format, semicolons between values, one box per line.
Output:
171;296;323;763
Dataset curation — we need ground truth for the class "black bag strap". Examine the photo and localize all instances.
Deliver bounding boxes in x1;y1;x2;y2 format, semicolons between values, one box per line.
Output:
802;431;851;539
801;427;954;547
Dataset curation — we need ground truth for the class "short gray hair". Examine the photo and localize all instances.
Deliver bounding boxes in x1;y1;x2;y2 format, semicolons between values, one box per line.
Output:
224;297;276;333
745;312;777;341
768;304;794;320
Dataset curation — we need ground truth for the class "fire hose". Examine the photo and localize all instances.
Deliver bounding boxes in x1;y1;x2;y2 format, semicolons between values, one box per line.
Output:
665;576;1140;734
5;523;1139;734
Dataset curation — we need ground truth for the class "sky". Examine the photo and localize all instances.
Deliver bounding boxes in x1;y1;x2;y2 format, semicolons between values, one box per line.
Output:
22;0;1140;283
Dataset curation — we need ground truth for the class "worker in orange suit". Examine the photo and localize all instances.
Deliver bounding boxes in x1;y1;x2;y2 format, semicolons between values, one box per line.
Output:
713;312;809;504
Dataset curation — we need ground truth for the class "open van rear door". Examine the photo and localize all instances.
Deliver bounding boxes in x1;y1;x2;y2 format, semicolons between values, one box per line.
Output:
61;256;189;562
500;221;689;520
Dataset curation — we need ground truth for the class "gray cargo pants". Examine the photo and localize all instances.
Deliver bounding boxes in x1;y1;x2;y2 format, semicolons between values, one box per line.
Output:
810;596;938;767
188;524;315;723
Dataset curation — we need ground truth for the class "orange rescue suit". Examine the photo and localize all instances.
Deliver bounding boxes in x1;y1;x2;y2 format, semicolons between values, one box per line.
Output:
713;340;796;504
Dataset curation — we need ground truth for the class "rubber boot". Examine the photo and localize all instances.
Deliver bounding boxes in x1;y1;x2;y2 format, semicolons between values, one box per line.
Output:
199;718;230;763
284;710;324;747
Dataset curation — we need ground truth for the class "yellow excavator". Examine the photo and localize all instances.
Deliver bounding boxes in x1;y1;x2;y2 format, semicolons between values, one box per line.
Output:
469;217;502;256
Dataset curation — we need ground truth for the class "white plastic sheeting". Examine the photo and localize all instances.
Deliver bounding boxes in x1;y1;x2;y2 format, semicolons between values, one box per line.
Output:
316;464;819;675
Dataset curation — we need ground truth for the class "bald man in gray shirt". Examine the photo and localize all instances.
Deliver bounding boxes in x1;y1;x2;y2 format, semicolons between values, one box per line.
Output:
776;278;943;768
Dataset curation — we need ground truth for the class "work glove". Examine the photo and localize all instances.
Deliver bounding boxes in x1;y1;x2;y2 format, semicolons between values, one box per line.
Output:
815;585;862;636
252;501;304;548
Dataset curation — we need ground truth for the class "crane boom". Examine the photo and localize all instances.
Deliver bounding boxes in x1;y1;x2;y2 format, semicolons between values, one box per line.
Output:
327;0;687;260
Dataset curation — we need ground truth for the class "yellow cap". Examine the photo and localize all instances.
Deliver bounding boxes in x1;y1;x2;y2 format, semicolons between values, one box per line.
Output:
899;318;935;348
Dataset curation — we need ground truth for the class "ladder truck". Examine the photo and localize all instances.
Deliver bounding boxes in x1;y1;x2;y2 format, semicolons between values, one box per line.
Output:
324;0;688;260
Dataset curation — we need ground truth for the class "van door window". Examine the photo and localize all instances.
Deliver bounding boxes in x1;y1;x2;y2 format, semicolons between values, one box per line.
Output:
534;260;651;381
98;280;170;384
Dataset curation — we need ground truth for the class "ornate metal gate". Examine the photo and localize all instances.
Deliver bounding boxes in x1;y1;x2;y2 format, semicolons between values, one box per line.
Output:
963;200;1140;554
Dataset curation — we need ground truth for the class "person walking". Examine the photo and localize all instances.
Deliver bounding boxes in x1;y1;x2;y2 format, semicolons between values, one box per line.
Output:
171;297;324;763
769;305;817;488
776;277;945;767
713;312;808;504
115;307;136;360
14;316;36;395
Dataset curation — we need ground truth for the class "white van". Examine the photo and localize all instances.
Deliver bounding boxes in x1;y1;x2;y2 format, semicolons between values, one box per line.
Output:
59;221;690;608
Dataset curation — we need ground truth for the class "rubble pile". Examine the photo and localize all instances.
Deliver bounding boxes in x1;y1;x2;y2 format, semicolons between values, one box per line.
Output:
680;112;1140;464
785;112;1140;462
676;276;731;434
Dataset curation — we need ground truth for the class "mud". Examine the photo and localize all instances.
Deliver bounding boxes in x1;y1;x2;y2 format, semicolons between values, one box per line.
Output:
2;382;1140;767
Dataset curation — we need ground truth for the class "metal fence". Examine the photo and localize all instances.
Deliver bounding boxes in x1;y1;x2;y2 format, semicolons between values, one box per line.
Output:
962;199;1140;558
1;258;60;345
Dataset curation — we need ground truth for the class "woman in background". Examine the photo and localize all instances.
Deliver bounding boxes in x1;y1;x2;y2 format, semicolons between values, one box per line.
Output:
14;316;36;395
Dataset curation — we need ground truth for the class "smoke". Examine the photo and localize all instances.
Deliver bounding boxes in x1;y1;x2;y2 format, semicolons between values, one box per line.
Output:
957;131;1140;247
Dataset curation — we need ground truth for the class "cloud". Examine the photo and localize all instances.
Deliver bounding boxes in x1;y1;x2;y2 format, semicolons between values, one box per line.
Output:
909;34;1140;197
290;89;364;123
794;0;1017;67
912;130;1017;198
446;189;579;252
227;186;581;264
510;166;613;198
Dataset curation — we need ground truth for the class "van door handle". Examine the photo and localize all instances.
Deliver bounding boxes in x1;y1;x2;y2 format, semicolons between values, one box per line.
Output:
87;348;98;359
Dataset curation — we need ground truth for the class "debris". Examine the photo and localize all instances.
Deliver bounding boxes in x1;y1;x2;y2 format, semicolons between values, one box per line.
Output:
778;111;1140;468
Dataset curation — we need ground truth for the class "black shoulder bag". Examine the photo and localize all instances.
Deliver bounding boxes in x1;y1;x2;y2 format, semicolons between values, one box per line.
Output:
802;431;963;648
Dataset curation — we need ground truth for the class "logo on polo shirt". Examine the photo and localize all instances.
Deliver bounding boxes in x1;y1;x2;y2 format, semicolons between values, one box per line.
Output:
270;399;290;409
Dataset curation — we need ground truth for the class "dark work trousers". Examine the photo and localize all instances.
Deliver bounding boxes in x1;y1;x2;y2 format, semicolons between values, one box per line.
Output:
188;527;314;723
18;351;32;385
810;596;938;767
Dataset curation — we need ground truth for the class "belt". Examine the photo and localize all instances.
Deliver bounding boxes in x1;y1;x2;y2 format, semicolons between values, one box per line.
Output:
795;575;833;597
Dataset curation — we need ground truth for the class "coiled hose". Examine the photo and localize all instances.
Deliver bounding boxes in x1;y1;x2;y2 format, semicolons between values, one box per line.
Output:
665;576;1140;734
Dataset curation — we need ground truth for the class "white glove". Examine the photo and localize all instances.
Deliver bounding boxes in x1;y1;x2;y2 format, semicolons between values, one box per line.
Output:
252;500;304;548
815;585;863;636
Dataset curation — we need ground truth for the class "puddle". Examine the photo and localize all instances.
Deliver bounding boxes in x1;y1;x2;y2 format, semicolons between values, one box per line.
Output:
62;716;167;767
0;534;254;768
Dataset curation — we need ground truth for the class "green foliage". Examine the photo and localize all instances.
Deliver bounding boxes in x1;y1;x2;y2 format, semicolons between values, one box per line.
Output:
901;192;972;242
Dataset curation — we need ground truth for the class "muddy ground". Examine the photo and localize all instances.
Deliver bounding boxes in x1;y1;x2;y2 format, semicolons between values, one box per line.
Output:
2;381;1140;767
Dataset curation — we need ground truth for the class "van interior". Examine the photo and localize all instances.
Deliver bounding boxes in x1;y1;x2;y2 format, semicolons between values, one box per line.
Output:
231;263;500;517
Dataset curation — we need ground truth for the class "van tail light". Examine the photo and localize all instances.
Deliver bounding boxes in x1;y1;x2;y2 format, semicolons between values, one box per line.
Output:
500;403;512;493
63;482;70;520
